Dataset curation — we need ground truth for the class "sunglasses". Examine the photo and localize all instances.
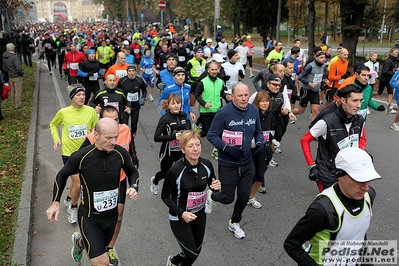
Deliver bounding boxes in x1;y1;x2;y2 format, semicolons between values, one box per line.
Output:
269;82;281;87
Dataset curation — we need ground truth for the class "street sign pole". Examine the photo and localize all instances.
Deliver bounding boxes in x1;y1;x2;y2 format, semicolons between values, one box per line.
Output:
161;10;163;29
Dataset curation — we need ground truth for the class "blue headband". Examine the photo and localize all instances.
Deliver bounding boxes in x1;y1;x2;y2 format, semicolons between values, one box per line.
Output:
88;49;95;55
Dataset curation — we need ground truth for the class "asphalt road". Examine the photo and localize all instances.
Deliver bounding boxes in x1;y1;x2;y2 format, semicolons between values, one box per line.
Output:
25;58;399;266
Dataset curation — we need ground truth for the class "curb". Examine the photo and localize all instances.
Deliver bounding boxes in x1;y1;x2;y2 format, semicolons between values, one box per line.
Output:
12;64;40;266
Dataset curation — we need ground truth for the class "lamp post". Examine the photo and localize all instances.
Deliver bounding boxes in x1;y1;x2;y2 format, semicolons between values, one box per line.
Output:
380;0;387;44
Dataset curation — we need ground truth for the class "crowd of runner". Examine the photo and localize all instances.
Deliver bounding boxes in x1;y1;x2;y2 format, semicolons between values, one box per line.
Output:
2;20;393;265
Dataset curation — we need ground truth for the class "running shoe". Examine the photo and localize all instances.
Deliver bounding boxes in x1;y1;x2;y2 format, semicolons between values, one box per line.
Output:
258;185;267;194
391;123;399;131
166;255;177;266
64;197;71;213
390;109;397;114
150;176;159;195
49;72;52;76
289;120;296;124
107;248;119;266
228;220;245;239
386;103;392;115
366;107;371;115
274;148;282;154
60;76;63;80
211;149;218;160
249;74;254;78
269;158;278;167
64;76;68;81
71;231;84;262
248;197;262;208
68;207;78;223
205;189;215;214
148;94;154;102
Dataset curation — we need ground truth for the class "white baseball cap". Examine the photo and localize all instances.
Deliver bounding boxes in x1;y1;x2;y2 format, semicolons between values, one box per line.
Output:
206;38;212;43
335;147;381;183
123;40;129;45
212;53;224;63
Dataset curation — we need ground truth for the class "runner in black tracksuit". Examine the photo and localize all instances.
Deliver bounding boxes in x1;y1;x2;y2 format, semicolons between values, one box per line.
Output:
78;49;102;104
150;94;191;194
161;130;220;266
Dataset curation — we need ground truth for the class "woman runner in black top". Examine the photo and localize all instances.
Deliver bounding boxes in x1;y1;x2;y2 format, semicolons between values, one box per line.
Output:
161;130;221;266
150;93;191;195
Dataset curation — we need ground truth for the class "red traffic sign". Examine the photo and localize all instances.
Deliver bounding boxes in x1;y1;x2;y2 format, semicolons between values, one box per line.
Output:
158;0;166;9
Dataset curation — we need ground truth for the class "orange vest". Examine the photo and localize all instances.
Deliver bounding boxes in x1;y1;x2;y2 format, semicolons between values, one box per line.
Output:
106;63;129;84
86;124;132;181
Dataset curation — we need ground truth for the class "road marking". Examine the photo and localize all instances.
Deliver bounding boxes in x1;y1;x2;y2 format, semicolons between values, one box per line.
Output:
37;60;66;108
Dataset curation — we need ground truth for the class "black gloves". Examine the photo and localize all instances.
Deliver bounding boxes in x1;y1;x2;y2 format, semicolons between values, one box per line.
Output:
88;71;94;77
225;145;244;158
253;143;264;156
308;166;319;181
238;70;245;79
377;105;385;111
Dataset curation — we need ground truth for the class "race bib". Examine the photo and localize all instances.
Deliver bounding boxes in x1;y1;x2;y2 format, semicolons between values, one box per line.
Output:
70;63;79;70
44;43;51;48
337;134;359;150
196;67;205;75
313;74;323;83
370;71;377;77
93;188;118;212
178;56;185;62
127;92;139;102
170;139;181;151
287;89;292;99
89;72;98;81
105;101;119;111
222;129;243;146
134;49;140;54
163;63;167;68
115;70;127;78
186;190;207;212
263;130;270;142
145;68;153;74
68;124;87;139
225;81;237;94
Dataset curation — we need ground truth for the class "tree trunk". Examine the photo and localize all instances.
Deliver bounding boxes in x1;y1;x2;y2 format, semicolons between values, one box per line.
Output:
233;14;240;35
340;0;366;66
324;2;329;33
307;0;315;57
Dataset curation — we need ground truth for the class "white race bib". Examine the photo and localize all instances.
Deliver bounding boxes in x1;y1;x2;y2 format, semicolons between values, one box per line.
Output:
93;188;118;212
89;72;98;81
337;134;359;150
127;92;139;102
144;68;153;74
134;49;140;54
115;70;127;78
313;74;323;83
68;124;87;139
70;63;79;70
196;67;205;75
178;56;185;62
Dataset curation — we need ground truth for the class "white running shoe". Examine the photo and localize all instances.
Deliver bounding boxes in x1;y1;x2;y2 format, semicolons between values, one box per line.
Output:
150;176;159;195
68;207;78;224
248;197;262;208
390;109;397;114
205;189;215;214
148;94;154;102
366;108;371;115
166;255;177;266
269;158;278;167
228;219;245;239
274;148;282;154
391;123;399;131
